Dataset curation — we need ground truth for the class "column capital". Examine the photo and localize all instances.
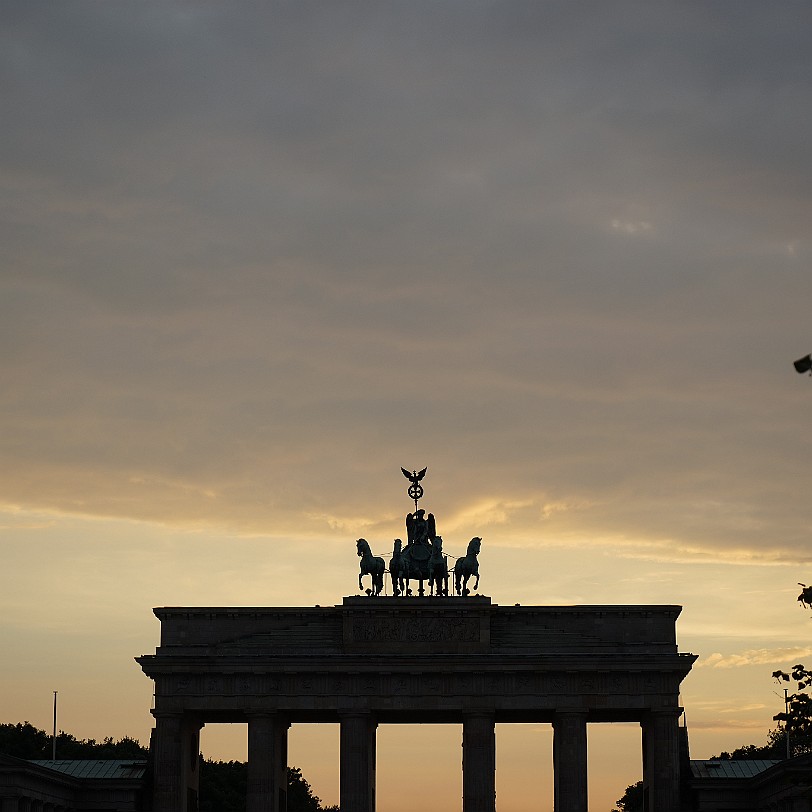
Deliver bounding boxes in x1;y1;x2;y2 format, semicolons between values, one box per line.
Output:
462;710;495;720
553;708;589;721
646;707;683;718
246;711;290;726
339;710;378;726
151;709;183;719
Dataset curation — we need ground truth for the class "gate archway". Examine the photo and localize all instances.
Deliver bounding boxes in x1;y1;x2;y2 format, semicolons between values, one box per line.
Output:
137;597;695;812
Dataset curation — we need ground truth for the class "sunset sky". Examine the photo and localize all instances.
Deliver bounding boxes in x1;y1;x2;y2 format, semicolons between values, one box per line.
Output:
2;2;812;810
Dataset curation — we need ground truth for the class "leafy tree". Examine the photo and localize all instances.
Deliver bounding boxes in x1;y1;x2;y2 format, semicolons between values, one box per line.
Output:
199;759;246;812
1;723;338;811
772;664;812;756
766;586;812;756
612;780;643;812
0;722;147;760
712;727;787;760
199;761;338;812
286;766;327;812
0;723;51;759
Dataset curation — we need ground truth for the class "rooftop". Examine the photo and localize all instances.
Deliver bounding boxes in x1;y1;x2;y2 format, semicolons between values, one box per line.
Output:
29;760;147;780
690;759;780;780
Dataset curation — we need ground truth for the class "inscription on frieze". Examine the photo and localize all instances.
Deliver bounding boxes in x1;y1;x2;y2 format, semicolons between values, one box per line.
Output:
581;675;598;693
351;616;479;643
516;674;532;692
608;675;625;693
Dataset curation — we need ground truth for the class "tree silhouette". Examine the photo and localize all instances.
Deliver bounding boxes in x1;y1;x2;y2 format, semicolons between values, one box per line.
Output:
0;722;147;760
772;664;812;756
612;780;643;812
0;723;339;811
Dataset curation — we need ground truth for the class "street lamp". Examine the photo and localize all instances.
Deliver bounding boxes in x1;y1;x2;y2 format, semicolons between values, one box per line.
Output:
793;354;812;375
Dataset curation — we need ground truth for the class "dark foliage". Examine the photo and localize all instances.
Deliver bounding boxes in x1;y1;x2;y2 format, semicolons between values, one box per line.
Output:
286;766;325;812
772;664;812;756
199;762;338;812
0;722;338;811
0;722;147;760
612;780;643;812
199;760;246;812
712;727;788;760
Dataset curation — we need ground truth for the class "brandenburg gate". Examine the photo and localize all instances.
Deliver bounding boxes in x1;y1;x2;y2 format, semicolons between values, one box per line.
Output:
137;598;695;812
137;470;695;811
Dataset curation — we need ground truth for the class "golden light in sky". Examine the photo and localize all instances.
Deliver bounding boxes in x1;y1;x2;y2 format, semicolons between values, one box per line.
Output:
2;3;812;809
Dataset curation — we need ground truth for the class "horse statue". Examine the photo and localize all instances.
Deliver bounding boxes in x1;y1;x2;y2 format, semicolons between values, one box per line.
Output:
356;538;385;596
428;535;449;596
389;538;407;596
799;583;812;610
454;537;482;596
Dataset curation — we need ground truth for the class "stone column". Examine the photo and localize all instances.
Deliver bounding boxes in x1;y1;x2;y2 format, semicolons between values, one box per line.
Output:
0;799;19;812
151;712;202;812
247;714;289;812
152;713;183;812
553;711;588;812
340;713;377;812
642;710;681;812
462;713;496;812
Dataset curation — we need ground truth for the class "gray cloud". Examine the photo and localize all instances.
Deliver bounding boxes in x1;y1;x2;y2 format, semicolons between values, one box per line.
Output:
2;1;812;558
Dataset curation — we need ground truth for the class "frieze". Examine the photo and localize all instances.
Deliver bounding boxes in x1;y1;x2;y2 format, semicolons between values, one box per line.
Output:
236;675;254;695
607;674;625;693
580;674;599;693
205;676;224;693
350;616;480;644
392;675;410;693
515;674;534;693
331;676;349;694
159;667;676;702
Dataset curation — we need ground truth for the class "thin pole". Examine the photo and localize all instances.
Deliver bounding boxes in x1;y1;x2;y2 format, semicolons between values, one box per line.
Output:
785;688;791;759
52;691;57;761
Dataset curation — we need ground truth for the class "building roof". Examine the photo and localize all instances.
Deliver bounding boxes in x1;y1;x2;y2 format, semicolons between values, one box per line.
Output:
690;759;780;780
29;760;147;780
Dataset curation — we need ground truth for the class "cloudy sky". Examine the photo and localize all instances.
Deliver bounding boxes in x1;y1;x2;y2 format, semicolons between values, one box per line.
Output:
2;2;812;809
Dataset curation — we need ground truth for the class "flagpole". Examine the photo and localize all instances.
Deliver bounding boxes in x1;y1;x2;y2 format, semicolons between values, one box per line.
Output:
52;691;57;761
